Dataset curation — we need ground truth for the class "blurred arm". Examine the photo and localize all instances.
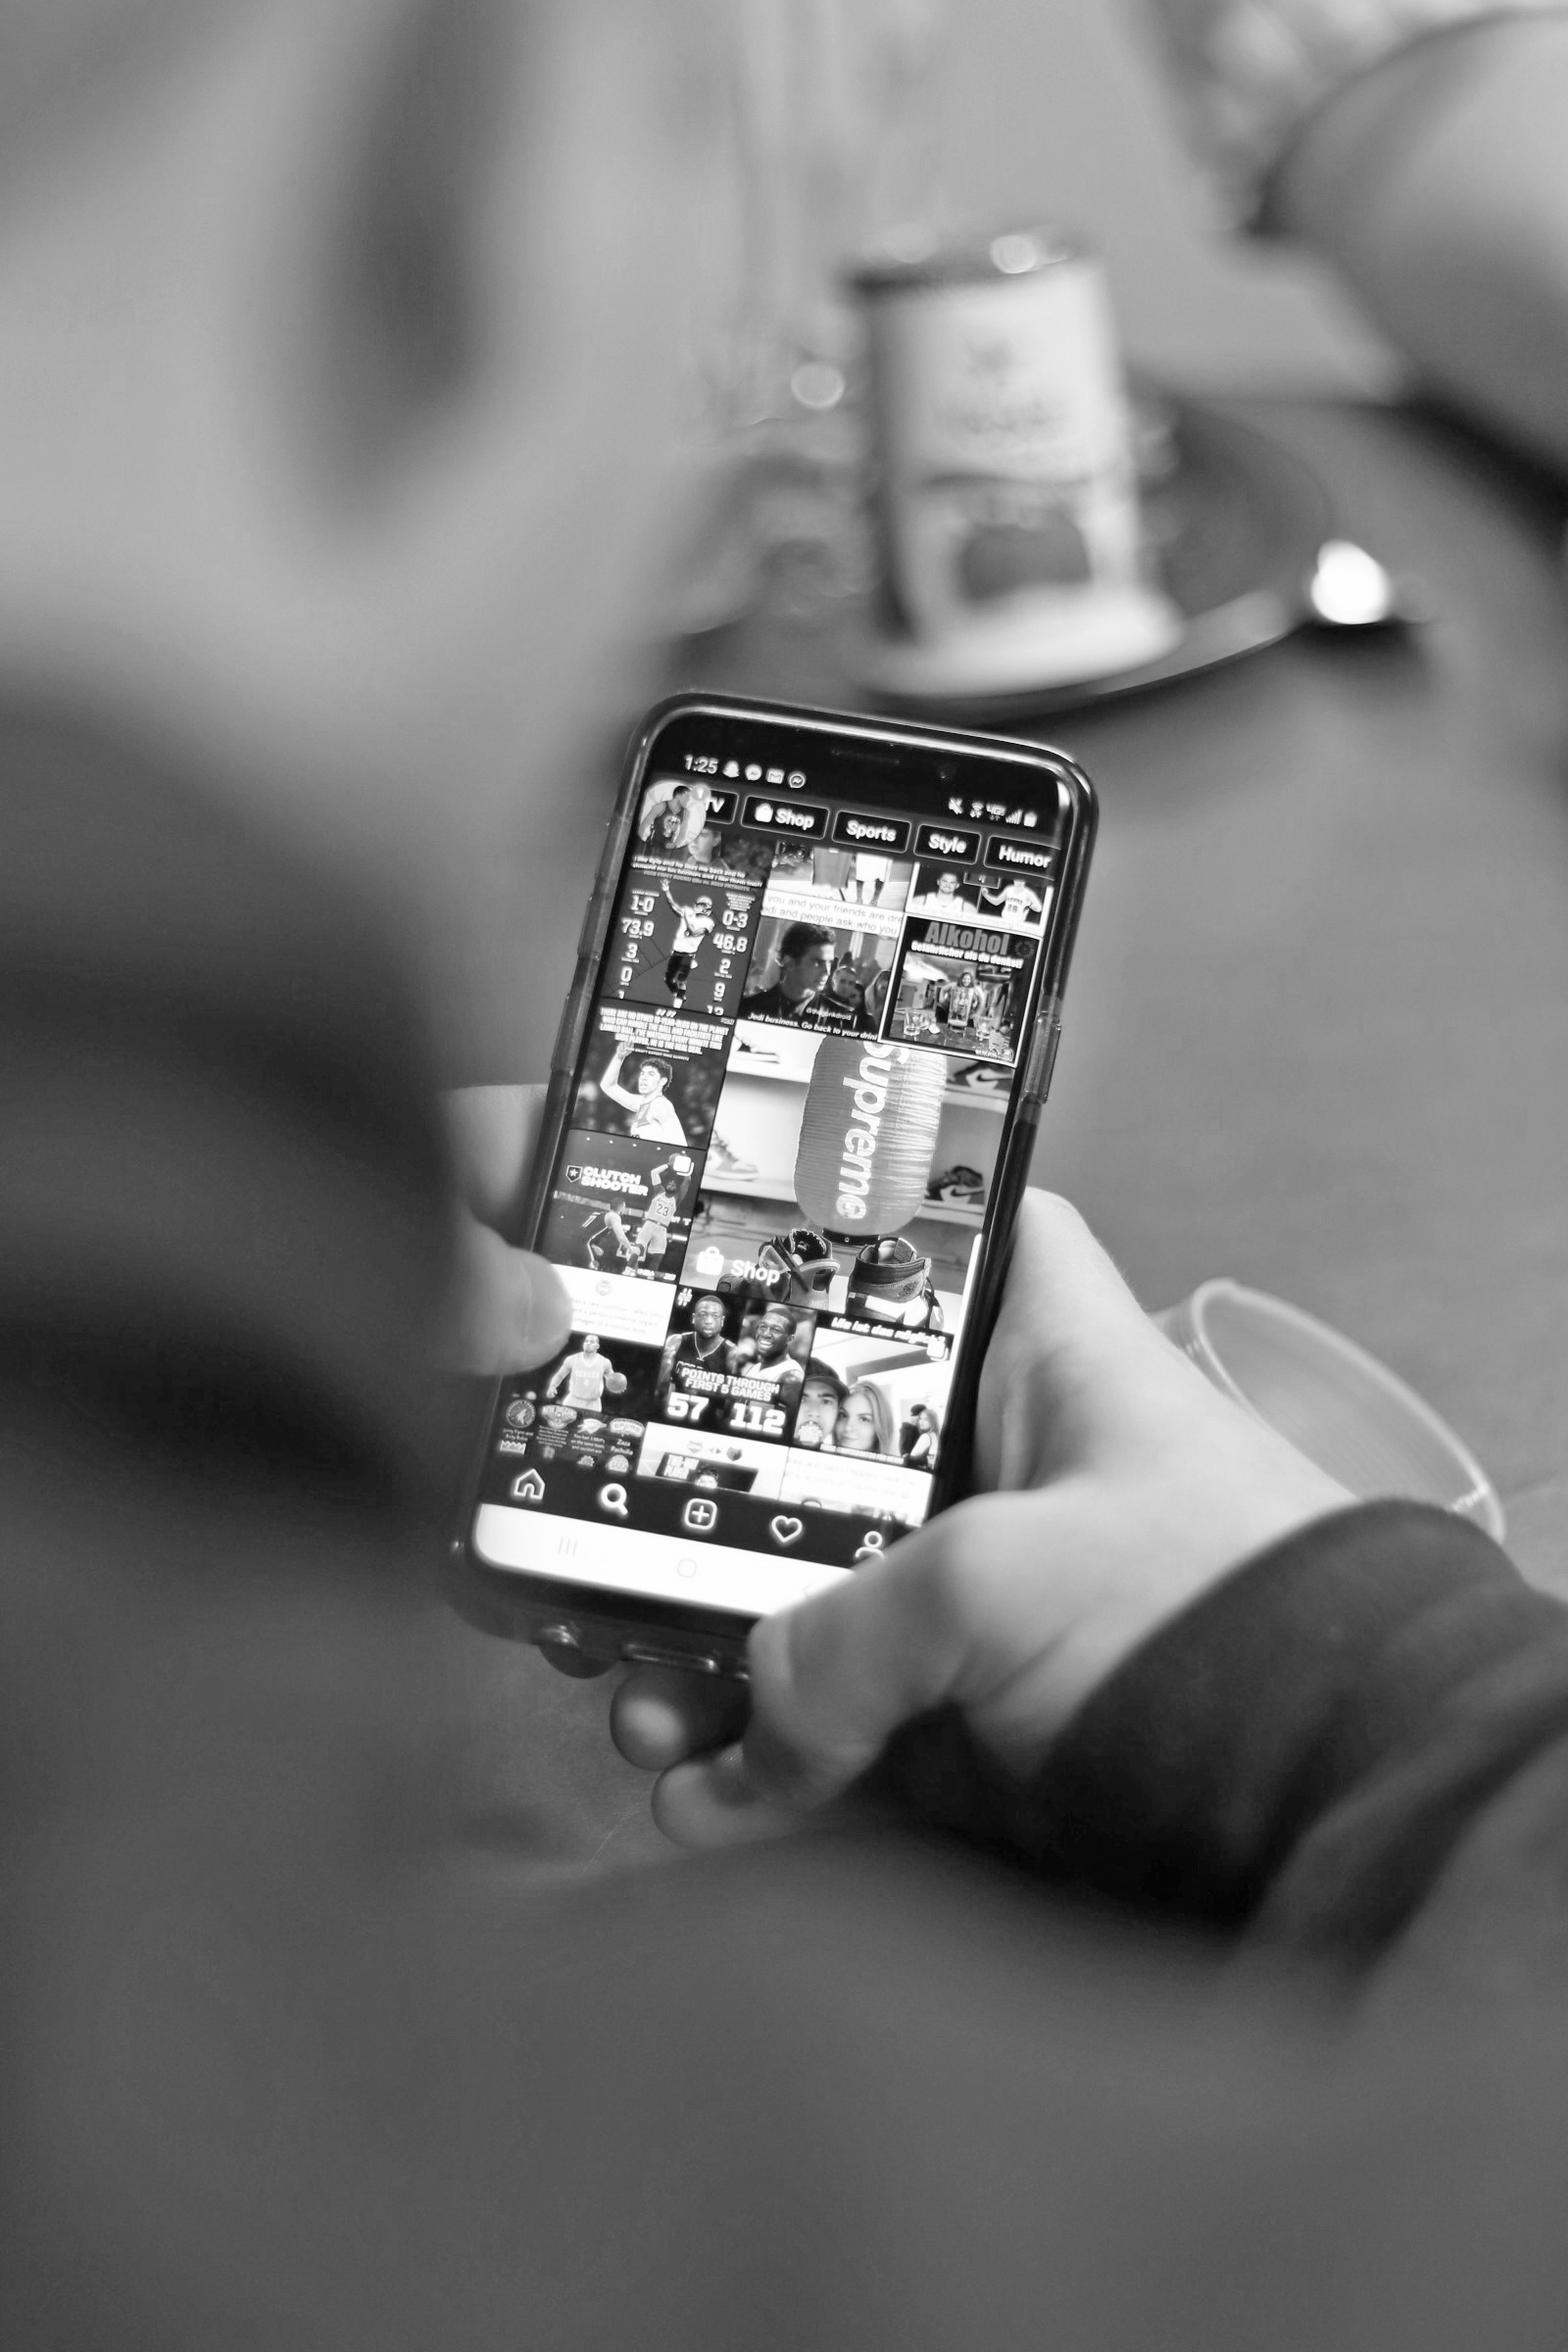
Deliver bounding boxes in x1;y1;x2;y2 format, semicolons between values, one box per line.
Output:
1143;2;1568;471
18;698;1568;2352
626;1189;1568;2001
1009;1500;1568;1991
1274;12;1568;472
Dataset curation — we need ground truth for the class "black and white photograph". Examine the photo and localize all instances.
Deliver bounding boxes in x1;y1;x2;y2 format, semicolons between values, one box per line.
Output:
786;1329;952;1466
26;0;1568;2341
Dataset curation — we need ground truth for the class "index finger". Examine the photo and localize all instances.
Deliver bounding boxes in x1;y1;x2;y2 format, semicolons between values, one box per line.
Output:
738;1512;986;1810
443;1085;548;1230
975;1190;1156;1491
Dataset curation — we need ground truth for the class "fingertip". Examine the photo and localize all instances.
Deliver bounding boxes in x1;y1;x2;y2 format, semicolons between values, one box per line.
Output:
611;1665;747;1771
610;1676;680;1770
650;1745;796;1848
448;1221;572;1375
516;1252;572;1367
443;1085;545;1226
1002;1186;1148;1339
1014;1186;1111;1278
1018;1185;1085;1235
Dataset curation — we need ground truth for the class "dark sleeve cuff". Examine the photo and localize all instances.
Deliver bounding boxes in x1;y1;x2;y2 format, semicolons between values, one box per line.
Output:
1022;1501;1568;1957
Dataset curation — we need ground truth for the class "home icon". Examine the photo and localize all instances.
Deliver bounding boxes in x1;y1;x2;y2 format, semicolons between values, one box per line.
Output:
511;1470;546;1504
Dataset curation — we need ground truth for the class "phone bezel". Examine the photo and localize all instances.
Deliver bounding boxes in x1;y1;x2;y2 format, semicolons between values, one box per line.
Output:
448;693;1097;1675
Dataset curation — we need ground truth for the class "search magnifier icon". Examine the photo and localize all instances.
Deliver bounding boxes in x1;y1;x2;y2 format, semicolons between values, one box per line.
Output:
598;1483;629;1519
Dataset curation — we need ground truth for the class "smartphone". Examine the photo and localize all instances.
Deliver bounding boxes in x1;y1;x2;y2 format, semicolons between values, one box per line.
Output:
450;694;1096;1677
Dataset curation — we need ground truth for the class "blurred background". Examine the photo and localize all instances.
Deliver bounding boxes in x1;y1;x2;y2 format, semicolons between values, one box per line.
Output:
938;0;1392;392
0;0;1409;1086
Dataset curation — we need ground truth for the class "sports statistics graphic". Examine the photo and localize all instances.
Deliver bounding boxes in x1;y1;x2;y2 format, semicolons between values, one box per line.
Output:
606;869;761;1022
656;1287;813;1446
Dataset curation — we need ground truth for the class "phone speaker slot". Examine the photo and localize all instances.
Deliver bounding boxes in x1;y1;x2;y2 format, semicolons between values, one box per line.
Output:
620;1641;723;1676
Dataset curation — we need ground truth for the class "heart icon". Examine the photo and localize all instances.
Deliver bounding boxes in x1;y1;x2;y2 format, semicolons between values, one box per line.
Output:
768;1516;804;1547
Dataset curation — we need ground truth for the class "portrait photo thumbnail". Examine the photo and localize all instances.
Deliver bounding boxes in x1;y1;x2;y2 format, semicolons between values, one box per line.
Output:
906;860;1053;934
739;911;899;1036
572;1004;729;1152
791;1328;953;1468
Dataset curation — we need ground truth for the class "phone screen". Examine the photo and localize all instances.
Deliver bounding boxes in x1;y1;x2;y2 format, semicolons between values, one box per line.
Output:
469;706;1076;1622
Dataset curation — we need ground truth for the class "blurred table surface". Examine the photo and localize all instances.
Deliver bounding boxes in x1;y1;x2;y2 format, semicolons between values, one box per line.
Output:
672;395;1568;1599
461;395;1568;1876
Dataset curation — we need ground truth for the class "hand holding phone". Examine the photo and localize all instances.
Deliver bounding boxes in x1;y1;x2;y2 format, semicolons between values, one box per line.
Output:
450;696;1097;1676
616;1191;1350;1848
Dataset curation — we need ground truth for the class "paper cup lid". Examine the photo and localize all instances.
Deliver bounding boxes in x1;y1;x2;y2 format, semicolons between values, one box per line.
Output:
1156;1280;1504;1541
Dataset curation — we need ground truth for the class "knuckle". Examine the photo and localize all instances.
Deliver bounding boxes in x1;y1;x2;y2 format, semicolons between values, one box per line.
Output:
904;1501;996;1643
1021;1186;1089;1245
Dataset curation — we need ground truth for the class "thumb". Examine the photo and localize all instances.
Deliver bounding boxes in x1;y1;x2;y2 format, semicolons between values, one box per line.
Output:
446;1214;572;1374
652;1501;1007;1844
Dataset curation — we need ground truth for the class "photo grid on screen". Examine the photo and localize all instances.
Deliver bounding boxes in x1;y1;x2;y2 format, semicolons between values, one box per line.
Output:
493;777;1056;1544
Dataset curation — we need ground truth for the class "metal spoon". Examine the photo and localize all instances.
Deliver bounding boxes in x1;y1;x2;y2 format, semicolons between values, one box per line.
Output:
1303;538;1437;630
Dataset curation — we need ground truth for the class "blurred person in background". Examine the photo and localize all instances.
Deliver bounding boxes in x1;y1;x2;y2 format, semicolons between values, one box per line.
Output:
0;0;718;1080
16;5;1568;2350
1148;0;1568;474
